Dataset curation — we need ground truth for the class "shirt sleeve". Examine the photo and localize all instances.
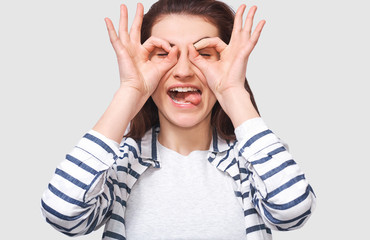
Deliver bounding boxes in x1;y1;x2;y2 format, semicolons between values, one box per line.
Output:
235;117;316;231
40;130;121;236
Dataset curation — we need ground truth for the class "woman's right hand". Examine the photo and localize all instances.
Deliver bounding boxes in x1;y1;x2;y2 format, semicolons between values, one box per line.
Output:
93;4;177;143
105;3;178;99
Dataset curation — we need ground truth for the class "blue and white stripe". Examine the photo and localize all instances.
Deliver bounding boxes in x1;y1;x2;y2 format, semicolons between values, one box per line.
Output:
41;117;316;239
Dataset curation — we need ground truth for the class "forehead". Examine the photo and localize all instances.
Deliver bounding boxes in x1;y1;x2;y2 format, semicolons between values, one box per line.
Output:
151;14;219;45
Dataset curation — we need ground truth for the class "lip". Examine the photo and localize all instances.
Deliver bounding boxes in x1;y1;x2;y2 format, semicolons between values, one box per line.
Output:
167;84;202;93
167;83;202;108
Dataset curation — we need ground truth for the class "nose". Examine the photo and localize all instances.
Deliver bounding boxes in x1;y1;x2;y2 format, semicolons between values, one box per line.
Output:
172;49;194;80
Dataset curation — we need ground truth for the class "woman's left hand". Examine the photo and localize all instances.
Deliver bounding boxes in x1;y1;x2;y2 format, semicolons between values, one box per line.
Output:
188;5;265;123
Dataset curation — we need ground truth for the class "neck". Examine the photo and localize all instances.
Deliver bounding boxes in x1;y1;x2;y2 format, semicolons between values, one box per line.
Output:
158;116;213;156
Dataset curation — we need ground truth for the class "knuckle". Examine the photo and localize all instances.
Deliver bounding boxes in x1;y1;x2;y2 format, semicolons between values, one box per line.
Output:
214;37;222;42
148;36;158;41
116;49;125;58
145;36;162;46
111;37;120;45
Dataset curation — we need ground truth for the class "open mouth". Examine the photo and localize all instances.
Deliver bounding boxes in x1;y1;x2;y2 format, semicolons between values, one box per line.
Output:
168;87;202;105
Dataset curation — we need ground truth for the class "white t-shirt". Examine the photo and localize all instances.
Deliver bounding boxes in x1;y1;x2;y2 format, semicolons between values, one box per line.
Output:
125;140;246;239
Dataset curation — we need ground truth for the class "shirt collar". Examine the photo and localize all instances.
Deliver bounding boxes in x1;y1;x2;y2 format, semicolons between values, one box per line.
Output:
138;125;233;161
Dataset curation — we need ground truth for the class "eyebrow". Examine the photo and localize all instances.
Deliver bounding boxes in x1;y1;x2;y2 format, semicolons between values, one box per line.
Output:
168;36;211;47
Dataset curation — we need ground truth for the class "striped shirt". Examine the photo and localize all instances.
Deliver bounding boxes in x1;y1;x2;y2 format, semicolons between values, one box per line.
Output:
41;117;316;240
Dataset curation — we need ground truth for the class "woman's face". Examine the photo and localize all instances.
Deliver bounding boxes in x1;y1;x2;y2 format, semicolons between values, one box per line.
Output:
150;14;219;129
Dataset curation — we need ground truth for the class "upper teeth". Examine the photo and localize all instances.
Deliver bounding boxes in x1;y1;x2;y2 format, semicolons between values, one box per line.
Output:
170;87;198;92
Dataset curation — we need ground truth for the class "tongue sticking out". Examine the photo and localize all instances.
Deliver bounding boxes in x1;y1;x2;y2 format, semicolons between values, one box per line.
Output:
171;91;201;105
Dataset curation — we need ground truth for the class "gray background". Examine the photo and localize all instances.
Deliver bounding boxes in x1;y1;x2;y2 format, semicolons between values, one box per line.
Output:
1;0;369;239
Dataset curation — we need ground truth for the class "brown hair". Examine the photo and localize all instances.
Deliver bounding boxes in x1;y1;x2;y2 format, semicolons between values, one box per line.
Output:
125;0;260;141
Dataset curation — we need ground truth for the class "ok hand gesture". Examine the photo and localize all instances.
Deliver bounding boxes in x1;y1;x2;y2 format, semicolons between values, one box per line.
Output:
188;5;265;126
105;3;178;99
95;4;178;142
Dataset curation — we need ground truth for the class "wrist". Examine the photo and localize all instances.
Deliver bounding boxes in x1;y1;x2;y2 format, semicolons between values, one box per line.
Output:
93;86;149;143
118;80;151;98
216;87;259;128
115;86;149;115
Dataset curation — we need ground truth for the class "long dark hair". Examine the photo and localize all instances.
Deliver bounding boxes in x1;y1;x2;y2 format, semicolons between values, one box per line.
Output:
125;0;260;141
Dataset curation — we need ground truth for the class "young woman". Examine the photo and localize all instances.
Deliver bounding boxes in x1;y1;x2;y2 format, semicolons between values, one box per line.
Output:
41;0;316;239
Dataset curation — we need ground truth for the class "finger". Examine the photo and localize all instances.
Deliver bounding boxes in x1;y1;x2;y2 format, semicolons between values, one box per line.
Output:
157;46;178;72
243;6;258;35
105;18;126;57
232;4;246;33
119;4;128;39
193;37;227;53
130;3;144;42
188;44;209;71
142;37;172;54
167;45;178;62
189;43;200;59
249;20;266;46
105;18;121;49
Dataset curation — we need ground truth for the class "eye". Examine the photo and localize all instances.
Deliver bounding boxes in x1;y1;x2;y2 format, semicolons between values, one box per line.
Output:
197;47;218;59
199;53;211;57
198;50;215;59
150;48;169;59
157;52;169;57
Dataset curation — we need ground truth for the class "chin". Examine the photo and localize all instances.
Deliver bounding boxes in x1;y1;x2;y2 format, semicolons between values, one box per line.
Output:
161;112;212;129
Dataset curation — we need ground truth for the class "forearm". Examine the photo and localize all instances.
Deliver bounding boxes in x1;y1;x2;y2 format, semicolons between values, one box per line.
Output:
216;87;260;128
93;86;148;143
235;118;316;230
41;130;120;235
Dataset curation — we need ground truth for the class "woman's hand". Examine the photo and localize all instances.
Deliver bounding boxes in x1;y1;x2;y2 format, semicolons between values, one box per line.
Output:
188;5;265;126
94;4;178;142
105;3;178;98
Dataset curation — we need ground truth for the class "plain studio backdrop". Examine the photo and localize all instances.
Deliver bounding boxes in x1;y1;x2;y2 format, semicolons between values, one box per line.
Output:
1;0;368;239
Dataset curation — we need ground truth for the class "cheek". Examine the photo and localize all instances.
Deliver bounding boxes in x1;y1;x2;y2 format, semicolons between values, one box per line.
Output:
150;75;170;108
202;87;217;110
151;87;164;106
209;93;217;107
